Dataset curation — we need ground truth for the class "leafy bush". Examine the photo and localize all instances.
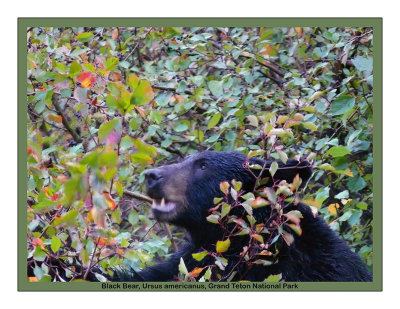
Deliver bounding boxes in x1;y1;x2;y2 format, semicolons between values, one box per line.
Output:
27;26;373;282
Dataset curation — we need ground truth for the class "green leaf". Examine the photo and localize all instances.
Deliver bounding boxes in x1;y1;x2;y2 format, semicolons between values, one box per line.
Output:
69;61;82;77
150;110;162;124
221;203;231;218
276;150;288;164
264;273;282;282
130;153;153;165
208;80;223;97
106;57;119;71
131;139;157;157
98;119;119;143
206;214;220;224
179;258;188;275
192;251;208;262
208;113;222;129
347;175;366;193
352;56;373;72
174;123;188;132
246;115;259;127
334;190;349;199
51;236;62;253
53;209;79;226
326;146;351;157
269;161;278;177
75;32;93;42
356;202;368;210
99;151;118;168
330;95;356;116
302;122;318;131
131;80;154;106
264;187;277;204
348;209;363;226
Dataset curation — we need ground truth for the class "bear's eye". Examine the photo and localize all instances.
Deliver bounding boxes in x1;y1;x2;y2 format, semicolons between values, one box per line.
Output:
200;162;208;170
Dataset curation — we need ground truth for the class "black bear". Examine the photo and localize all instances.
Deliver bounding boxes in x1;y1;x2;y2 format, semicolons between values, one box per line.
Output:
113;151;372;282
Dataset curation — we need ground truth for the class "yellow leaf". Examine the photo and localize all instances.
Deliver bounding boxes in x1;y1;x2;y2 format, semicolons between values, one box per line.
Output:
328;203;340;215
216;238;231;253
345;169;354;177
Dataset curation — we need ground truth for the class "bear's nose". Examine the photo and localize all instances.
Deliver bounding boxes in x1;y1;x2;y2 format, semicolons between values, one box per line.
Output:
145;168;163;189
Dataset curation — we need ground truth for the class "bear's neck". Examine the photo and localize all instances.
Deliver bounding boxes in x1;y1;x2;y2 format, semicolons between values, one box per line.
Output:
187;222;225;249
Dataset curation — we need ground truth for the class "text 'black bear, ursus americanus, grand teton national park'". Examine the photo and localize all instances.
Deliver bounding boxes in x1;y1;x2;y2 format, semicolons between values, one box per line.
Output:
111;151;372;282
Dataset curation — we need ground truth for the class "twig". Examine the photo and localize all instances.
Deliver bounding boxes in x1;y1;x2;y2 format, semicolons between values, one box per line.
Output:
83;237;99;280
123;190;152;203
122;27;154;62
52;93;82;143
162;223;178;252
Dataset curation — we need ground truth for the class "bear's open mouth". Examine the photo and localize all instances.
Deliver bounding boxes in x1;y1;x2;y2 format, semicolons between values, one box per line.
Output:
151;198;177;213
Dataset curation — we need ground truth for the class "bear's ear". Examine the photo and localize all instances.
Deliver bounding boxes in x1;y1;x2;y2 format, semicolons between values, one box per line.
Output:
249;158;312;186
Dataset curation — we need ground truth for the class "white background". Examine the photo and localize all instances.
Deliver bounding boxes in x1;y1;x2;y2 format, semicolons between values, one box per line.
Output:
1;1;396;307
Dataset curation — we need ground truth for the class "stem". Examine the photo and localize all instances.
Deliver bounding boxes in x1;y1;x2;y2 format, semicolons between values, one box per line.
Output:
52;93;82;143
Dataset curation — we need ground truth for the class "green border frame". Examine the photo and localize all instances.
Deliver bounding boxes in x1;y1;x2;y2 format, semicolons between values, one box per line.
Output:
18;18;383;292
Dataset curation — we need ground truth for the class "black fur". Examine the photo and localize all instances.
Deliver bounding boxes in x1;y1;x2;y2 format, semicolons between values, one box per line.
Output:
113;151;372;282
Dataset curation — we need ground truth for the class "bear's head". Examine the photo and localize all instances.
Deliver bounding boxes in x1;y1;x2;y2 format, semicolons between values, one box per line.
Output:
144;151;312;231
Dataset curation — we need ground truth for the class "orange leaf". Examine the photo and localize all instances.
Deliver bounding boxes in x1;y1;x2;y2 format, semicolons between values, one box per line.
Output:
134;106;147;119
32;238;45;249
112;28;119;41
28;277;39;282
188;267;204;278
251;234;264;243
103;192;117;210
294;27;304;38
47;114;63;123
174;94;185;103
109;72;121;81
261;44;274;55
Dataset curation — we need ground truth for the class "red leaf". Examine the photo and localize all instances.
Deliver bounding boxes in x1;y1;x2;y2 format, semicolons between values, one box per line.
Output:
77;71;96;88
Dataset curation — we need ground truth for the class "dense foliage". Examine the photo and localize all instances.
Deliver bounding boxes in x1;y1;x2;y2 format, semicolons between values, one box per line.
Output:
27;27;373;282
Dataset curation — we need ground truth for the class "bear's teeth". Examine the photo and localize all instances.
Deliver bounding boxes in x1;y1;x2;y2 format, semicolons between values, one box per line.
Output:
161;198;166;207
152;200;157;207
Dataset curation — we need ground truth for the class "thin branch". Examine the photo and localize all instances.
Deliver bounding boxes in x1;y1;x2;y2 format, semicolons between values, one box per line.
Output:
83;237;99;280
122;27;154;62
52;93;82;143
162;223;178;252
123;190;152;203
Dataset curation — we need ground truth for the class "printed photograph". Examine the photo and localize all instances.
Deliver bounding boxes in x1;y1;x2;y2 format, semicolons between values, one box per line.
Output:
25;25;374;285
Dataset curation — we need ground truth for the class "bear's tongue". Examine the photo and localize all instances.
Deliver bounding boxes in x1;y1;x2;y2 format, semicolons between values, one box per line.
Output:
152;198;176;213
